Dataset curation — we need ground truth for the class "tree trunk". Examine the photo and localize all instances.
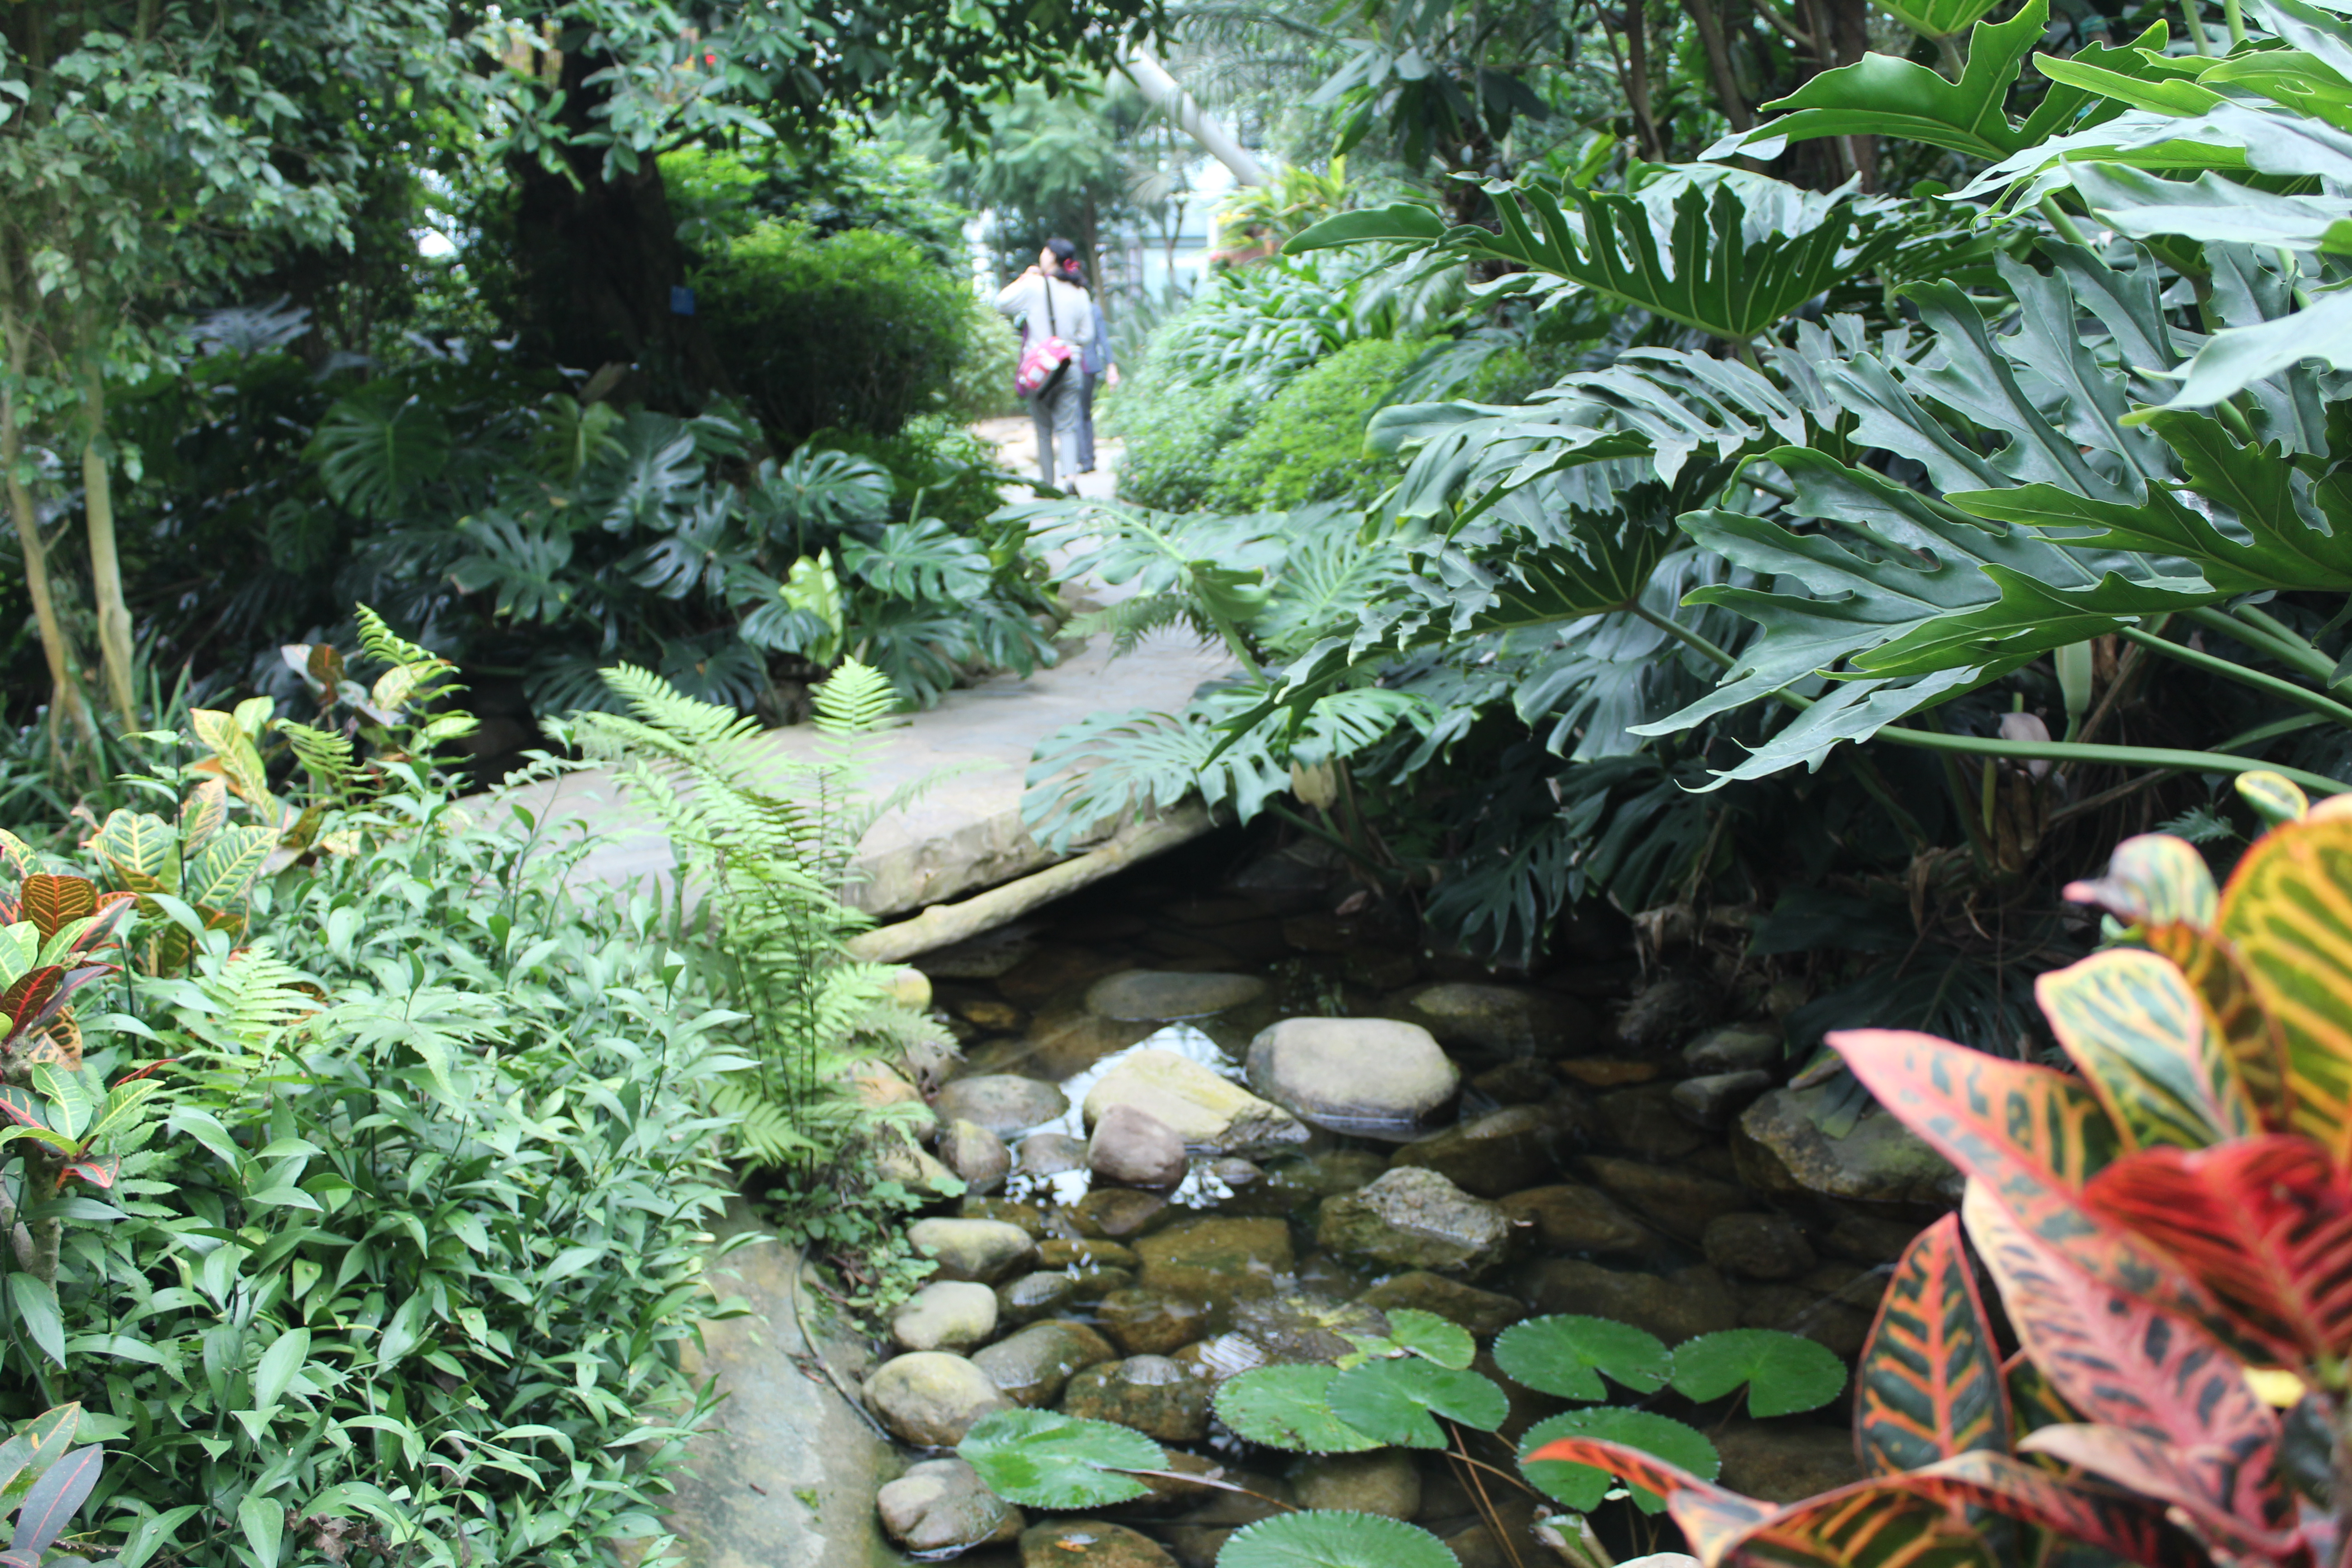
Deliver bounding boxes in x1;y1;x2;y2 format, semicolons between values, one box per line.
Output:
507;50;736;412
0;275;85;747
1827;0;1877;188
1682;0;1756;132
1617;1;1662;162
78;364;134;725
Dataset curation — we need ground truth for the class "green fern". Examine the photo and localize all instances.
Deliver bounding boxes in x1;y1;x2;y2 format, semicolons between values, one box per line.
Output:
279;721;356;796
1066;593;1209;660
574;659;954;1179
354;603;444;674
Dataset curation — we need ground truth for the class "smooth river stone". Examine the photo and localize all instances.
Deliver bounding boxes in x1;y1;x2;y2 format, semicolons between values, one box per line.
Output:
1086;970;1270;1021
1082;1049;1306;1157
935;1074;1070;1138
1245;1017;1459;1140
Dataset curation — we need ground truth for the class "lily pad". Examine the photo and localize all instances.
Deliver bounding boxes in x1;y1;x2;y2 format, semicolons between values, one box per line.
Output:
1380;1308;1476;1369
1669;1328;1847;1418
1324;1358;1507;1449
1492;1315;1671;1401
1218;1510;1458;1568
958;1409;1161;1508
1215;1366;1383;1454
1517;1407;1719;1514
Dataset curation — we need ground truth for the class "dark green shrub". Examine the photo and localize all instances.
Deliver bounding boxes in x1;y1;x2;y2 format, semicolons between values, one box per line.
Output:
695;220;971;443
1205;338;1422;511
809;416;1012;531
1103;377;1258;512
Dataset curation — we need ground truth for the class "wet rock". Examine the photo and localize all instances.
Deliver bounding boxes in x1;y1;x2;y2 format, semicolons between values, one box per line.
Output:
1173;1333;1268;1384
1557;1057;1663;1088
1147;1459;1292;1527
1390;1105;1562;1197
1071;1188;1171;1240
1703;1214;1817;1281
1010;1010;1161;1080
962;1199;1053;1238
972;1321;1118;1407
1822;1210;1924;1264
997;1271;1086;1328
1019;1521;1177;1568
1098;1288;1214;1355
884;966;934;1010
1015;1131;1090;1180
997;946;1129;1007
1684;1024;1781;1074
1062;1355;1212;1442
937;1075;1071;1138
853;1058;937;1137
1592;1084;1708;1161
941;1118;1013;1193
1083;1049;1307;1157
1068;1266;1137;1303
1231;1294;1389;1365
1155;1527;1230;1568
866;1352;1015;1447
1525;1260;1739;1342
922;926;1043;980
894;1033;962;1096
909;1218;1039;1284
1735;1087;1963;1207
892;1280;1001;1354
1581;1157;1752;1243
1318;1167;1513;1278
1087;970;1270;1021
1246;1018;1460;1140
1470;1059;1556;1104
957;998;1027;1033
1291;1452;1422;1519
1089;1104;1190;1189
1714;1422;1862;1502
1737;1284;1872;1357
1039;1237;1141;1272
1219;1150;1389;1218
1357;1273;1527;1338
1294;1254;1374;1300
1498;1185;1659;1259
873;1132;964;1197
1136;1216;1296;1303
1614;970;1721;1052
1396;982;1595;1056
1673;1071;1774;1131
877;1458;1023;1554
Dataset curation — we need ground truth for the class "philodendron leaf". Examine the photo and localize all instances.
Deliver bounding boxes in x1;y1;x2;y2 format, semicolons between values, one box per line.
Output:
1670;1329;1849;1417
1215;1367;1383;1454
1324;1359;1508;1448
1518;1408;1720;1513
958;1410;1160;1507
1493;1315;1673;1400
1218;1510;1456;1568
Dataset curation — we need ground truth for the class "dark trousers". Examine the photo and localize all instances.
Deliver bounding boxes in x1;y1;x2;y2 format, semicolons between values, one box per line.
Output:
1077;373;1099;474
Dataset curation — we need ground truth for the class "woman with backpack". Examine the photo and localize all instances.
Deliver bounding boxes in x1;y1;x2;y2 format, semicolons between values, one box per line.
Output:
995;237;1098;493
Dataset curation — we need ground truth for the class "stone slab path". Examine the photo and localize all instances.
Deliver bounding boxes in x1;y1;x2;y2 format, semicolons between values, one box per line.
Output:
516;421;1235;918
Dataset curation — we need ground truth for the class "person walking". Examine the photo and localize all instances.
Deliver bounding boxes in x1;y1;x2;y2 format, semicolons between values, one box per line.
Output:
1076;287;1118;476
996;238;1092;492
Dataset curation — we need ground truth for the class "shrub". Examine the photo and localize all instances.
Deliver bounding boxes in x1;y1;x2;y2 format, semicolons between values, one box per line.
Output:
942;296;1024;424
809;416;1013;532
0;626;740;1568
1102;377;1257;513
696;220;971;443
1205;338;1421;512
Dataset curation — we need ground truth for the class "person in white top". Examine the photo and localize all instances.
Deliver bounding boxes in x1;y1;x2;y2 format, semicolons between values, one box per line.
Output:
995;238;1093;492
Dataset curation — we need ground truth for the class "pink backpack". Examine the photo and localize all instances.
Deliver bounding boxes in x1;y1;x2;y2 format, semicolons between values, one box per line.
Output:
1014;280;1077;398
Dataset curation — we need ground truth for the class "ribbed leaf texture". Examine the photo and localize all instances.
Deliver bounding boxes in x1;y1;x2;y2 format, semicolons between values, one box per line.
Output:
1857;1215;2009;1476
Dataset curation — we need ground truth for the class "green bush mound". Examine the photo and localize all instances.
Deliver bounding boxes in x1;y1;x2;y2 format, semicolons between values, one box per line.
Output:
696;220;973;444
1106;379;1257;512
1206;338;1423;512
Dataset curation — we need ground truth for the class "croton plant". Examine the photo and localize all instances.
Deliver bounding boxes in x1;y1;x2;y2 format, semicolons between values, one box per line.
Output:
1538;770;2352;1567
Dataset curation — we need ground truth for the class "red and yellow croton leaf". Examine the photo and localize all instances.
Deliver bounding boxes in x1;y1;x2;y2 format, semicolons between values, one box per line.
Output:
16;875;97;943
2215;813;2352;1156
2020;1423;2311;1564
2038;949;2262;1152
1963;1186;2291;1539
1521;1436;2206;1568
2066;833;2220;931
1857;1215;2009;1476
1834;1029;2210;1317
2082;1134;2352;1371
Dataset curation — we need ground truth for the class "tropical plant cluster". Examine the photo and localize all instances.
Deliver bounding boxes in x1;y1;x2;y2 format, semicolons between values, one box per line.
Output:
1051;0;2352;1089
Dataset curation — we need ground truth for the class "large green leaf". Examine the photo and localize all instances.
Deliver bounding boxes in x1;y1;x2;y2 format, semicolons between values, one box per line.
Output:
1492;1315;1671;1400
1213;1367;1384;1454
1517;1408;1719;1512
1218;1510;1457;1568
2068;164;2352;255
306;383;452;519
1669;1329;1848;1417
1297;167;1896;343
957;1411;1161;1508
1323;1359;1507;1448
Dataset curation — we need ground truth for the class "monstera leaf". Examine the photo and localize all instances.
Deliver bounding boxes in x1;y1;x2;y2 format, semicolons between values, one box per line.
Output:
1294;167;1896;342
307;382;452;519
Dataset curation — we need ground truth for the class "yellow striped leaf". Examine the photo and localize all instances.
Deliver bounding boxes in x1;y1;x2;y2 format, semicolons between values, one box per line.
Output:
184;828;274;910
2216;814;2352;1155
92;811;177;897
2235;770;2308;828
2064;833;2217;931
2038;950;2260;1151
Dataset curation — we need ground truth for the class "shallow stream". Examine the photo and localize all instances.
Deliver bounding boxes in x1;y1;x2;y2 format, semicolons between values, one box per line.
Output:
873;835;1918;1568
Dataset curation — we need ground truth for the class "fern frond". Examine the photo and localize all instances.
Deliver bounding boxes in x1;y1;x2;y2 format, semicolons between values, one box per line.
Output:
279;721;357;794
191;944;321;1057
353;603;442;671
1067;593;1210;659
812;658;900;738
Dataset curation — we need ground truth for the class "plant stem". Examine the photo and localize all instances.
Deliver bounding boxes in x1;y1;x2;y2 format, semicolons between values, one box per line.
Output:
2038;194;2093;249
2229;604;2336;680
78;361;137;724
1268;801;1397;883
2223;0;2248;45
2185;0;2215;52
1872;724;2348;794
2117;625;2352;728
1629;602;1741;672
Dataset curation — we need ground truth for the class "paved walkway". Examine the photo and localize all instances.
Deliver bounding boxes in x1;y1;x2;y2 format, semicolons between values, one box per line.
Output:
523;421;1233;918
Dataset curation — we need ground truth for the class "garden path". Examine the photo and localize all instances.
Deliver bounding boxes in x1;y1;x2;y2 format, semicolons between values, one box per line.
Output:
521;419;1233;917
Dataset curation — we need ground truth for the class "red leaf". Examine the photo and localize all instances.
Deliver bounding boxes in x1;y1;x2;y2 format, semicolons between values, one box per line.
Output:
0;1088;44;1129
62;1157;117;1190
1857;1215;2009;1476
2021;1423;2308;1563
16;875;96;943
2082;1134;2352;1370
110;1058;179;1088
1834;1029;2213;1321
1894;1451;2214;1568
1963;1187;2290;1538
9;1444;100;1554
0;968;63;1034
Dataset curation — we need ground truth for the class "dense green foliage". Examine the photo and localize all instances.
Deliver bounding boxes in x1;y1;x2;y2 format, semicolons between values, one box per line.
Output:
1211;338;1422;510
